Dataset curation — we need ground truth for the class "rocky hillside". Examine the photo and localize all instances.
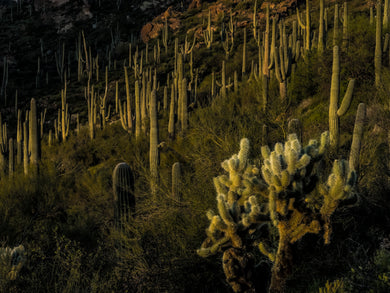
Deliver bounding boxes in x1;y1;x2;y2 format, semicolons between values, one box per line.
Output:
0;0;389;292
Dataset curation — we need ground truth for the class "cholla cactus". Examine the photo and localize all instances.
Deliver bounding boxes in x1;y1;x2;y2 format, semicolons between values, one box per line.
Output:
0;245;26;281
261;132;357;293
198;138;268;293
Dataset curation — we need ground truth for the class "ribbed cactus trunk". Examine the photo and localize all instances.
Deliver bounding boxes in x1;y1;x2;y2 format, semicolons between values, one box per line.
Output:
329;46;355;148
16;110;22;165
23;121;28;175
318;0;325;53
288;118;302;142
242;27;246;78
113;162;135;230
168;83;175;140
349;103;366;173
269;231;292;293
181;78;188;133
329;46;340;148
172;162;181;201
124;66;133;131
262;3;270;112
61;87;69;142
333;4;339;46
376;0;382;88
8;138;13;176
30;98;40;170
384;0;389;29
221;60;227;99
149;89;159;197
135;80;141;141
297;0;311;51
342;1;349;49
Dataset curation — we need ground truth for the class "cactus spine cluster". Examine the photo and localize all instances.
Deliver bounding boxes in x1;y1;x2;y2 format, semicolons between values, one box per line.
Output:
198;138;268;293
260;132;357;292
113;162;135;229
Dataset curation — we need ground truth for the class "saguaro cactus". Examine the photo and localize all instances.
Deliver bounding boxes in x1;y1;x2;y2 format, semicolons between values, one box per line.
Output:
113;162;135;229
376;0;383;88
135;80;141;140
341;1;349;49
168;83;175;140
333;3;340;46
119;66;133;133
384;0;389;29
60;84;70;142
297;0;311;51
203;9;213;49
318;0;325;53
149;89;159;196
329;46;355;148
349;103;366;173
16;110;22;165
8;138;14;176
29;98;40;168
274;21;291;100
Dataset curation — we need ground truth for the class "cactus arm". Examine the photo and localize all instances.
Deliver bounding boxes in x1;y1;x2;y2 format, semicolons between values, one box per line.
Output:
349;103;366;173
337;79;355;117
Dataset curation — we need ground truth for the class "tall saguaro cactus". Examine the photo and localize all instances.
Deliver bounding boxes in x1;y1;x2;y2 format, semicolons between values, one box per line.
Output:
113;162;135;229
318;0;325;53
297;0;311;51
29;98;40;169
329;46;355;148
274;21;291;100
376;0;383;88
149;89;159;197
349;103;366;173
341;1;349;49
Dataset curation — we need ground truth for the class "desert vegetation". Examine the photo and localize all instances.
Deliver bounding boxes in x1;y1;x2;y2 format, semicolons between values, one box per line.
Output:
0;0;389;292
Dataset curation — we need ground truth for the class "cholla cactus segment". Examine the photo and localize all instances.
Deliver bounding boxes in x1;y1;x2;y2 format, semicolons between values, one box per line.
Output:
0;245;26;281
320;159;356;244
200;139;268;258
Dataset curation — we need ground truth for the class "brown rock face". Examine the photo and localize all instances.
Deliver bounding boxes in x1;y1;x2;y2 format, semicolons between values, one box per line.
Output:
140;0;299;43
188;0;202;10
141;7;181;43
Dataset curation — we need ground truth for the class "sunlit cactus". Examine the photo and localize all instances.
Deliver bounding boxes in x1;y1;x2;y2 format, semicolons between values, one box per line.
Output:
260;132;357;292
29;98;40;169
329;46;355;148
198;138;268;293
149;89;159;197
